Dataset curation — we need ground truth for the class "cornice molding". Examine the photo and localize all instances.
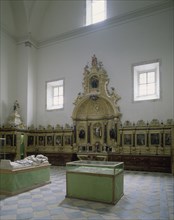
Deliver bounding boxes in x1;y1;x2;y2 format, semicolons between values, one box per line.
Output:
17;34;39;49
1;1;173;49
0;25;39;48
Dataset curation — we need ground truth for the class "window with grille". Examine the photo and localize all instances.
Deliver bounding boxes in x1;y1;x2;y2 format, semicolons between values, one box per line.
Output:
86;0;107;25
133;61;160;101
46;79;64;110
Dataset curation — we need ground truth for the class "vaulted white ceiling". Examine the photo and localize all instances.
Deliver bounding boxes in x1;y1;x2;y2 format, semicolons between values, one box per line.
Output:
1;0;50;40
1;0;171;46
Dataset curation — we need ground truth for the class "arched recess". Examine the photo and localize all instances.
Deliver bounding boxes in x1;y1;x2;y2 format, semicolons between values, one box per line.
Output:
72;96;119;121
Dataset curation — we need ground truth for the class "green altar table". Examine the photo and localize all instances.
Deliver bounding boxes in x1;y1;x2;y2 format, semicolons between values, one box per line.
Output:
66;160;124;204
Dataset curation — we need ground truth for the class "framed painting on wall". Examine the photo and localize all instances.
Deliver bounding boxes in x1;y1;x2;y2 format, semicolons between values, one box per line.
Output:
55;135;62;146
135;132;146;147
27;135;34;146
164;131;171;147
6;134;13;146
47;135;53;146
149;131;160;146
38;135;45;146
64;135;71;146
122;132;132;146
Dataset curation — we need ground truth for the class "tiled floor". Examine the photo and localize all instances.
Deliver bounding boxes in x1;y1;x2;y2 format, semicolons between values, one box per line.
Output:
0;166;174;220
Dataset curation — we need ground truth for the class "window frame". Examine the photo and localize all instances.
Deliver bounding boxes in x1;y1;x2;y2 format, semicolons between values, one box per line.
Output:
133;60;160;102
86;0;107;26
46;78;64;111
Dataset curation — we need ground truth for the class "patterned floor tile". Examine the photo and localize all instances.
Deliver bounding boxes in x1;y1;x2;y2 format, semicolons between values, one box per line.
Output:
0;166;173;220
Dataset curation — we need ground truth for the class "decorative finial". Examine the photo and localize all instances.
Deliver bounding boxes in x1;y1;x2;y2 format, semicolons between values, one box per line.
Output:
83;64;89;75
92;54;97;67
99;61;103;69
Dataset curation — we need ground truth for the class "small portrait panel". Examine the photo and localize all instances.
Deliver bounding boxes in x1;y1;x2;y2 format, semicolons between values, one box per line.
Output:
82;146;86;151
28;135;34;146
123;133;132;145
89;146;93;151
164;133;171;146
47;136;53;145
0;136;5;146
65;136;71;145
6;134;13;146
38;136;45;146
136;133;146;146
150;133;160;145
55;135;62;146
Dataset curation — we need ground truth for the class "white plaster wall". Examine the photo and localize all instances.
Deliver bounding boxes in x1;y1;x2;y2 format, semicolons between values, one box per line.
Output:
0;32;17;125
38;0;165;42
37;8;173;127
38;0;85;42
0;34;37;127
16;44;37;127
27;46;37;127
108;0;166;18
16;44;29;125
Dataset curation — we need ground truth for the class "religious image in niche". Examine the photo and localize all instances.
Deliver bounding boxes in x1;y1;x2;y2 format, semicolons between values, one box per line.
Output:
94;125;102;137
6;135;13;146
110;128;116;139
90;76;99;89
79;129;85;139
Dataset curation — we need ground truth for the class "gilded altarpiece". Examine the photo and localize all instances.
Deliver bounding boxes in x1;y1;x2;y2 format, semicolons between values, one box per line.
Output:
72;55;121;157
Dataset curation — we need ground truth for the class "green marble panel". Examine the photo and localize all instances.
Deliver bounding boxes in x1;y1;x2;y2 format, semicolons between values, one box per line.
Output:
114;172;124;202
0;165;50;195
66;171;123;204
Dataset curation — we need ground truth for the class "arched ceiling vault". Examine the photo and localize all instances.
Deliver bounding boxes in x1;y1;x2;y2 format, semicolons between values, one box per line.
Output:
1;0;170;44
6;0;50;40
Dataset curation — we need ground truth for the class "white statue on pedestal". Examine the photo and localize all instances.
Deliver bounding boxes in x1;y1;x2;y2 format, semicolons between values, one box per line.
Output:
5;100;25;129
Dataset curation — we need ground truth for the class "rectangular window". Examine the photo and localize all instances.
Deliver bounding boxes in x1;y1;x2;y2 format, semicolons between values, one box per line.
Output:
86;0;106;26
46;79;64;110
133;61;160;101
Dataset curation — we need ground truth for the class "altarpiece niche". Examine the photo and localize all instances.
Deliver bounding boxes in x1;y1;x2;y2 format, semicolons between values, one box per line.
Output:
72;55;121;153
